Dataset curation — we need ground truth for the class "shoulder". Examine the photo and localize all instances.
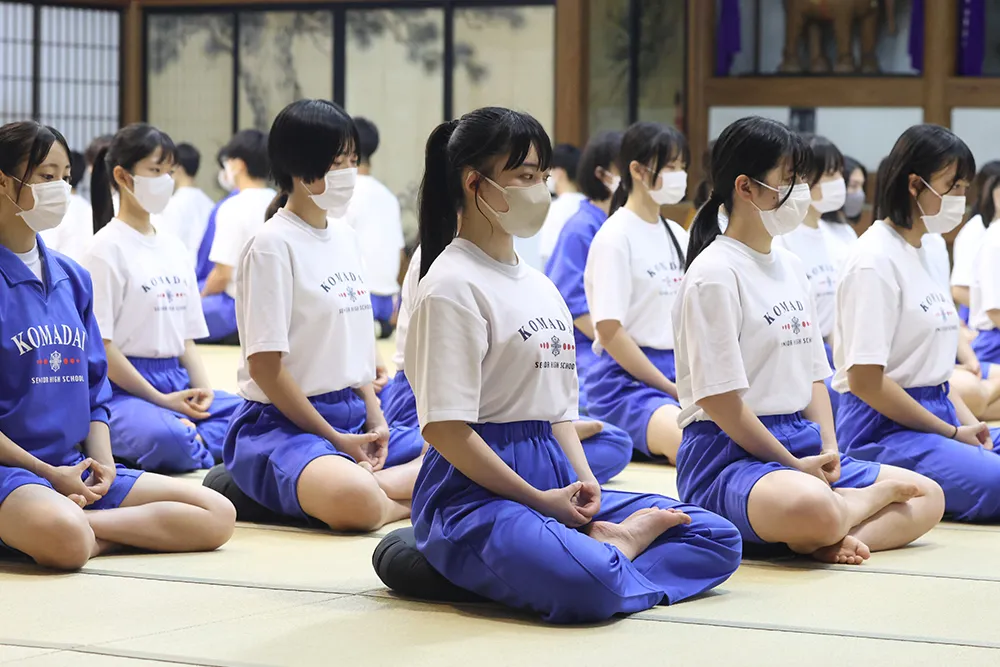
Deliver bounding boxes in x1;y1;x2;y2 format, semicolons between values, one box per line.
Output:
664;217;689;243
85;225;122;262
685;241;740;287
590;210;631;246
50;250;96;305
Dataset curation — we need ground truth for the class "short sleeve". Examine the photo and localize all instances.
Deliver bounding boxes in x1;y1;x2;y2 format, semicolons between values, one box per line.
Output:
240;247;293;357
405;295;488;427
585;231;632;325
837;266;900;370
808;289;833;381
208;199;242;267
951;222;978;287
81;251;123;343
680;278;749;402
546;221;592;320
977;243;1000;313
388;196;405;251
77;271;112;424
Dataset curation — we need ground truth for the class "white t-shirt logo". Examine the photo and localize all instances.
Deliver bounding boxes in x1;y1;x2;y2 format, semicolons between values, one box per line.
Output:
540;334;574;357
919;292;956;331
49;350;62;372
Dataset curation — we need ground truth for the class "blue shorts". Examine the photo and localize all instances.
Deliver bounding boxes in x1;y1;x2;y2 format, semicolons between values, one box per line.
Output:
822;342;839;413
412;420;741;624
223;388;424;520
972;328;1000;366
837;385;1000;522
676;413;881;544
200;292;238;342
371;294;397;324
584;347;679;457
380;370;632;484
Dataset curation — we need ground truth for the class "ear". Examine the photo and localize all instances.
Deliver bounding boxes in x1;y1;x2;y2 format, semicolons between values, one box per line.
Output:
113;165;132;191
628;160;644;185
463;169;480;197
733;175;753;202
907;173;922;199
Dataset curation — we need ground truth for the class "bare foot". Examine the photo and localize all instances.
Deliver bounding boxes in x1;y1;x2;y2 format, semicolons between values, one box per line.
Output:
178;418;196;429
574;420;604;441
587;508;690;560
811;535;871;565
880;479;923;503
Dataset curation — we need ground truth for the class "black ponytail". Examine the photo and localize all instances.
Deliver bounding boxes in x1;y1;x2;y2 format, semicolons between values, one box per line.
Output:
92;123;176;234
265;192;288;220
417;107;552;279
687;116;810;267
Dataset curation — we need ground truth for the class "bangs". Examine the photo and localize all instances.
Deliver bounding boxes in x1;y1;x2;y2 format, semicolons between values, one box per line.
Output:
145;128;177;165
650;128;690;174
270;99;359;183
948;143;977;185
804;135;845;184
499;110;552;172
786;131;813;182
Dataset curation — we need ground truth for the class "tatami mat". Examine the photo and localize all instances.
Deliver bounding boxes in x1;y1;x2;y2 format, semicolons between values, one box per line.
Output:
3;344;999;666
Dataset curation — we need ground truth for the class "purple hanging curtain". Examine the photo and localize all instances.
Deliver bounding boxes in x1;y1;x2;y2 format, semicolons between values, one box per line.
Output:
908;0;924;72
958;0;986;76
715;0;741;76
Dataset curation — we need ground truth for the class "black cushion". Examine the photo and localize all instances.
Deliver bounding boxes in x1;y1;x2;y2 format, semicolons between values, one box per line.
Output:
203;464;319;527
372;527;486;603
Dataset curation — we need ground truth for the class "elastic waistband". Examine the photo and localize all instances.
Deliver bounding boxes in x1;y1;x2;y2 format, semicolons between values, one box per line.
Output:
685;412;805;436
470;421;553;443
308;387;359;405
843;384;948;403
127;356;181;372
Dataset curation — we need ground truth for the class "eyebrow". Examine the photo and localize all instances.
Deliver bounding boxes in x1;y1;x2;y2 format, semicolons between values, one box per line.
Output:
519;162;541;169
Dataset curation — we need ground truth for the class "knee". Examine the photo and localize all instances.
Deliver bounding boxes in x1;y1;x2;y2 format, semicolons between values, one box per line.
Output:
915;476;946;524
32;509;95;570
194;489;237;550
793;491;848;545
677;507;743;571
318;474;388;532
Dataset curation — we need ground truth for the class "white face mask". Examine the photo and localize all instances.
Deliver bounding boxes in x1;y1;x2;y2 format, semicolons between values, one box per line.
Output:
546;174;557;195
218;168;235;192
647;169;687;205
752;181;812;237
6;177;71;232
310;167;356;217
917;178;965;234
129;173;174;214
812;178;847;214
605;174;621;197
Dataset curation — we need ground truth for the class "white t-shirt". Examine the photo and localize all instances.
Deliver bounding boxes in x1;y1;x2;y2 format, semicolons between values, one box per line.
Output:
773;224;840;339
39;193;93;263
236;209;375;404
83;218;208;359
392;245;422;371
969;221;1000;331
209;188;277;299
584;208;688;351
673;236;830;426
921;233;951;293
152;187;215;262
336;175;404;296
405;238;579;427
833;220;959;392
951;214;987;289
818;218;858;248
15;243;43;281
538;192;587;264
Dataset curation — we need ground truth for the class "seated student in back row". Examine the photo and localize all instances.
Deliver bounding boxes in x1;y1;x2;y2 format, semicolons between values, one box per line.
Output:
153;142;215;267
0;120;235;569
201;130;275;343
38;149;92;263
84;123;241;473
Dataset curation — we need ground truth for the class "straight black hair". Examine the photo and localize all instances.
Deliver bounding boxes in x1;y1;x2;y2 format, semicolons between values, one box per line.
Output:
69;150;86;189
844;156;867;186
876;124;975;230
91;123;176;234
265;99;358;219
576;131;622;201
687;116;810;267
801;133;844;187
418;106;551;278
972;160;1000;227
552;143;581;184
84;133;113;169
693;139;717;209
221;129;270;180
835;156;868;224
176;142;201;177
354;117;379;164
0;121;70;201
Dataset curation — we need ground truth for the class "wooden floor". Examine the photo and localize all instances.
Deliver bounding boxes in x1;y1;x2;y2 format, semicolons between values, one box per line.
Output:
2;344;998;667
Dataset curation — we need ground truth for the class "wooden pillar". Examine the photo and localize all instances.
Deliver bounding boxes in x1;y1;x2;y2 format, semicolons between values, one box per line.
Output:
554;0;588;146
121;0;143;124
685;0;713;198
922;0;957;127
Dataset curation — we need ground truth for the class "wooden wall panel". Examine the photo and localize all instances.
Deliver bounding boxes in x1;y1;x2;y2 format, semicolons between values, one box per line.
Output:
554;0;587;146
121;0;142;125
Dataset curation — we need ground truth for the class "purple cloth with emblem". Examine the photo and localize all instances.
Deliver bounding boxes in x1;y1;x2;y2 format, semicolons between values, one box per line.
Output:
958;0;986;76
909;0;924;72
716;0;742;76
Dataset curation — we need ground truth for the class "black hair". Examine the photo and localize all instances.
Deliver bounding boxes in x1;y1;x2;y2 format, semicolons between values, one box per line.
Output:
801;133;844;187
84;134;113;169
220;129;270;181
693;139;717;209
576;131;622;201
687;116;810;266
609;121;689;215
832;156;868;225
354;117;379;164
875;124;975;230
91;123;176;233
418;106;552;278
265;99;358;219
971;160;1000;228
0;121;70;203
844;156;867;186
175;142;201;177
552;143;581;184
69;150;86;188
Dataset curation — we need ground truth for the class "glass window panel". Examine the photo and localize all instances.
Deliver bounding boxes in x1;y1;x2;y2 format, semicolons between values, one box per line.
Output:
637;0;685;128
588;0;629;133
147;13;235;197
345;8;445;248
237;11;333;132
966;1;1000;75
39;6;120;152
717;0;920;76
0;1;34;125
952;109;1000;167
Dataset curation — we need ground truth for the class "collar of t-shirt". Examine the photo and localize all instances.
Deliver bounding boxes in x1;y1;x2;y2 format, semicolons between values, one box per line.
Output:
713;234;777;266
275;207;332;241
110;217;159;248
13;242;44;282
451;237;527;280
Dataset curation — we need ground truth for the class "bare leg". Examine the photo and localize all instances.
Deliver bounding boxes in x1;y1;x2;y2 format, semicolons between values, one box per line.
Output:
373;454;423;501
85;473;236;553
831;479;923;529
950;368;988;417
298;455;410;532
0;485;95;570
586;508;691;560
646;404;683;463
848;465;944;552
